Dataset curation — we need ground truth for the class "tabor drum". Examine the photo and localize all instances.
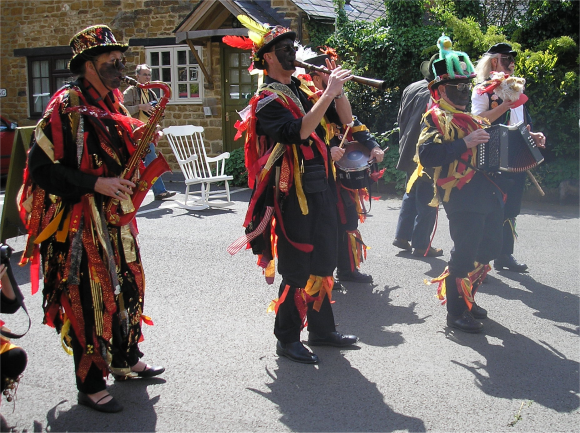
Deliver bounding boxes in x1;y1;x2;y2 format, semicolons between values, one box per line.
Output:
335;141;377;190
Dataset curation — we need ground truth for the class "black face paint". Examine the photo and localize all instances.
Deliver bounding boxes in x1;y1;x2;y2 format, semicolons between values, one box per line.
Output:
444;82;472;107
93;57;124;90
273;41;296;71
499;55;514;70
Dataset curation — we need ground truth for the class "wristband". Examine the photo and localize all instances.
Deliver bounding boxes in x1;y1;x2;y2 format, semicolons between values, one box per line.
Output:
334;90;345;100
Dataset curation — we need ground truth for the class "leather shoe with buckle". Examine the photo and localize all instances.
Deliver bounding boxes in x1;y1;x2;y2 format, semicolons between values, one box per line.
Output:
154;191;177;201
447;310;483;333
78;392;123;413
276;341;319;364
413;246;444;257
470;302;487;319
308;331;358;347
114;364;165;381
392;238;412;251
336;269;373;283
494;254;528;272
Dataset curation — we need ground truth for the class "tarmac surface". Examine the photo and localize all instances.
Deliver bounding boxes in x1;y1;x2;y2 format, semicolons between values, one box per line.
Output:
1;176;578;432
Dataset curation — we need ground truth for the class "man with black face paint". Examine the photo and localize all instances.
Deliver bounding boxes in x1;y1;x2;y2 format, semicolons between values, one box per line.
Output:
25;25;164;413
410;39;506;333
225;19;358;364
472;43;546;273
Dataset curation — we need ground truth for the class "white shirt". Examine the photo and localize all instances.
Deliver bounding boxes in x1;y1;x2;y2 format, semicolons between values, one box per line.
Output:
471;86;524;125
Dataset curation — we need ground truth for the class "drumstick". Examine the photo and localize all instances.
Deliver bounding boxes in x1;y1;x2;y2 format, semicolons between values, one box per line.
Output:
526;170;545;196
339;126;351;149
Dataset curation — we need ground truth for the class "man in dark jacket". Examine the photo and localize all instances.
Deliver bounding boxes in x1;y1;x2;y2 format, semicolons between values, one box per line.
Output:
392;54;442;257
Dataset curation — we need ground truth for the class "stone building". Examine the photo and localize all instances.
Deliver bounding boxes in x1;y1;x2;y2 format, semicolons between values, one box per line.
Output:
0;0;384;169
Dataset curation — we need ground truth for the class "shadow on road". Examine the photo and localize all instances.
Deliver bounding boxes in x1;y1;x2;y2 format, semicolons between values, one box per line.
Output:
45;379;164;432
249;355;426;432
333;284;428;347
484;273;579;329
447;319;579;413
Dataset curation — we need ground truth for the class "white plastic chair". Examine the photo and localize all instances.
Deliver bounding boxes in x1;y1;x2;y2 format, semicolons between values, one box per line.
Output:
162;125;233;209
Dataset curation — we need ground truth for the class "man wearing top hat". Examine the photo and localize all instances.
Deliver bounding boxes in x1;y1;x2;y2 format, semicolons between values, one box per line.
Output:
23;25;163;413
301;50;384;285
392;54;442;258
224;19;358;364
471;43;546;273
409;37;504;333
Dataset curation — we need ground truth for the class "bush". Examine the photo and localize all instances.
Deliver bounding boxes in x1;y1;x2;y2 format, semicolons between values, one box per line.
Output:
225;147;248;187
373;129;407;194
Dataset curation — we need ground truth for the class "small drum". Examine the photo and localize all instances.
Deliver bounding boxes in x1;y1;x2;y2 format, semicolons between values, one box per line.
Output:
335;141;377;190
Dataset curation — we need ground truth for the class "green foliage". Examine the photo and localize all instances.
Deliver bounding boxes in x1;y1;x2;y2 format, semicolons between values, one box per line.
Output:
304;19;334;48
373;129;407;193
385;0;424;28
224;147;248;187
515;48;579;160
519;0;579;48
532;157;579;189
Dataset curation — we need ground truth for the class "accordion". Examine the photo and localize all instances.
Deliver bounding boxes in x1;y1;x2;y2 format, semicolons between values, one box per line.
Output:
477;122;544;172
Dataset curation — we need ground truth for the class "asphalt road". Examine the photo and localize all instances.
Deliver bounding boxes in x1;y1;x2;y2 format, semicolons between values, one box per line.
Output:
1;177;578;432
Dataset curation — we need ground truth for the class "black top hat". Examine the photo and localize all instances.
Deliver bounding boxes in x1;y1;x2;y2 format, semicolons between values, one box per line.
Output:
429;54;476;89
253;27;296;70
485;43;517;57
303;54;329;67
69;25;128;73
420;54;439;81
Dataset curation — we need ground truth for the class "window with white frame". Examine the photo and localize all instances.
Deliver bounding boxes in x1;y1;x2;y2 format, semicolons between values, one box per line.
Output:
146;45;204;104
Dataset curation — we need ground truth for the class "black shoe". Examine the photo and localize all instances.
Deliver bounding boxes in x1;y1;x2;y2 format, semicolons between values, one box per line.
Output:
276;341;319;364
154;191;177;201
447;310;483;333
336;269;373;283
494;255;528;272
413;246;444;257
78;392;123;413
392;238;412;251
114;364;165;381
470;302;488;319
308;331;358;347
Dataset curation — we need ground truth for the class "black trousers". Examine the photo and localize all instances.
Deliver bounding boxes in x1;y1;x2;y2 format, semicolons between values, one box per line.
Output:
446;208;503;315
337;187;360;272
500;172;526;256
274;175;338;343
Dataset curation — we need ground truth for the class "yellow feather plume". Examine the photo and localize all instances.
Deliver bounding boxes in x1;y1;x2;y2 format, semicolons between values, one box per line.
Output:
248;30;264;46
238;14;269;37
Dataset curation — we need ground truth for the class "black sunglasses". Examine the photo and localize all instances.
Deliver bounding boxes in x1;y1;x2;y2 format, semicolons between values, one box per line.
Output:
274;44;297;53
445;83;473;92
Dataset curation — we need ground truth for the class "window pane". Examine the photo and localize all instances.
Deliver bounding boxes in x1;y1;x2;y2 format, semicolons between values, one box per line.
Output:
42;78;50;93
151;52;159;67
177;50;186;65
189;67;198;81
32;61;40;77
241;70;251;83
241;85;252;99
40;61;49;76
229;84;239;99
161;52;170;66
162;68;171;82
55;76;69;89
178;67;187;82
55;59;68;70
33;78;42;94
241;54;250;67
189;83;199;98
229;70;239;84
229;53;239;68
151;68;160;81
178;83;187;98
189;50;198;64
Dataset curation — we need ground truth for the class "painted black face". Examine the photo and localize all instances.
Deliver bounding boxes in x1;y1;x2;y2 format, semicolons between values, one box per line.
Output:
93;56;125;89
444;81;472;107
273;40;296;71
